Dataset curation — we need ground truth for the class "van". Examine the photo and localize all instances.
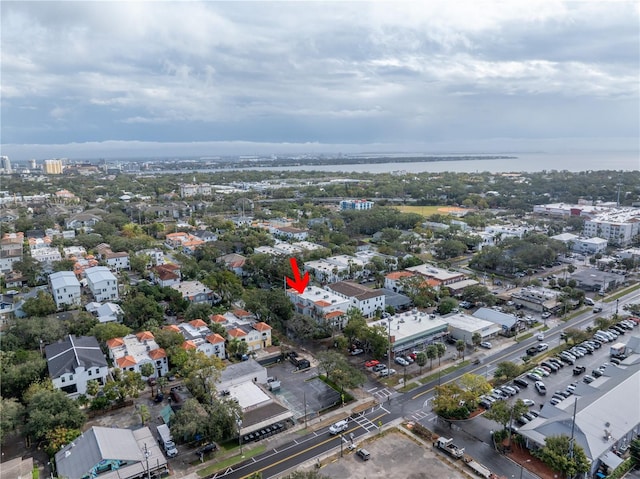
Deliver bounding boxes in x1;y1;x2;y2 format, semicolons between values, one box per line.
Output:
329;420;349;435
584;298;595;306
157;424;178;457
356;448;371;461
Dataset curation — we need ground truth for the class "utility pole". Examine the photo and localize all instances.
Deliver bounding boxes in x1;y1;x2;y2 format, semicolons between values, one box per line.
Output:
144;443;151;479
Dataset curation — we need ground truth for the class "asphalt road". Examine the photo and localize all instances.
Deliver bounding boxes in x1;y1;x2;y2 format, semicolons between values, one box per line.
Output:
205;288;640;479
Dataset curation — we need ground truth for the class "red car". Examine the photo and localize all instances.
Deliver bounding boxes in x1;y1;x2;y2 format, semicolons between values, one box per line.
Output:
408;353;417;360
365;360;380;368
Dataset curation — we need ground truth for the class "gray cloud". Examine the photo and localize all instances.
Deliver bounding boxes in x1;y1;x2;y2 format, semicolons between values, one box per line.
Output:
1;0;638;160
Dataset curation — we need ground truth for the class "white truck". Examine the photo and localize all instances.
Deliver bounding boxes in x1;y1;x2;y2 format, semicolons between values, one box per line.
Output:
434;436;465;458
610;342;626;358
157;424;178;458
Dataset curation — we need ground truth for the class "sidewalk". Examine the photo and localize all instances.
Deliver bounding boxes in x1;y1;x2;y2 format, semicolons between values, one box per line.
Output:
171;395;378;478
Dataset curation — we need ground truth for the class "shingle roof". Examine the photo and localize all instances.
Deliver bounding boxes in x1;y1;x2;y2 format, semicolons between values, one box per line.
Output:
45;335;107;378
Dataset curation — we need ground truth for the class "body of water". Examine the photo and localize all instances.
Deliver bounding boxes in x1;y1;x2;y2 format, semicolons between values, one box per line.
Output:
146;151;638;175
259;151;639;174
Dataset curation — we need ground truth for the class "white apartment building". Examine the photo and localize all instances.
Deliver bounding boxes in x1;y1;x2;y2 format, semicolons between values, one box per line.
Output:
85;266;119;302
340;199;374;210
325;281;385;318
104;251;130;272
173;319;226;359
49;271;82;309
583;208;640;247
286;285;350;329
180;183;213;198
107;331;168;379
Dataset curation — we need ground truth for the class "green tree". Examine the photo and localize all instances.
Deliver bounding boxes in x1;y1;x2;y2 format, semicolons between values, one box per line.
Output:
630;437;640;467
432;382;468;419
121;292;164;329
140;362;155;378
471;332;482;349
184;303;214;322
92;322;131;343
494;361;521;381
138;404;151;426
536;434;590;478
44;427;82;457
52;259;76;272
456;339;466;360
425;346;437;370
484;399;529;431
21;291;57;317
25;389;85;441
0;396;25;442
316;351;345;383
437;297;458;315
86;380;100;398
180;350;225;403
435;342;446;366
416;351;427;373
0;351;47;400
458;373;492;406
66;312;98;336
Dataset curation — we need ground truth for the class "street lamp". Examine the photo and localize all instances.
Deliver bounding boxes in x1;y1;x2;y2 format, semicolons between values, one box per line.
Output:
236;416;243;455
339;432;344;457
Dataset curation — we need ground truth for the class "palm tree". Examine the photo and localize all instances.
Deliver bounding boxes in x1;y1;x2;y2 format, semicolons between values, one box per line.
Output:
456;340;466;360
425;346;437;370
471;332;482;350
436;342;446;366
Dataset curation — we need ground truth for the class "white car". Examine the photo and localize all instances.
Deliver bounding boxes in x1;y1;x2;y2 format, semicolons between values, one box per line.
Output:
395;357;409;366
541;312;552;319
536;333;545;341
480;341;493;349
522;399;535;407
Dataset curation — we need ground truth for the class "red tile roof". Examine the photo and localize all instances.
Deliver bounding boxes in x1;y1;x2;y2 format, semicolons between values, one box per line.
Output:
189;319;207;328
106;337;124;349
116;355;137;367
253;322;272;332
148;348;166;359
181;340;197;350
136;331;155;341
206;333;225;344
228;328;247;338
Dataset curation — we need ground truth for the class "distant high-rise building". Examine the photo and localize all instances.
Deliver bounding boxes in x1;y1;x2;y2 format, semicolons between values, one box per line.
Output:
44;159;63;174
0;156;11;174
29;159;37;170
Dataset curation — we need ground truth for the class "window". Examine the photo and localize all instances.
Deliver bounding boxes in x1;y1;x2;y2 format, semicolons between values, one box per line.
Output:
88;370;92;376
61;377;65;383
69;375;74;380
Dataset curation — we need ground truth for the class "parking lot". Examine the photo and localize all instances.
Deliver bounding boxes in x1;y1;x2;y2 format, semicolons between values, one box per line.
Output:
304;430;468;479
265;358;342;421
470;321;638;436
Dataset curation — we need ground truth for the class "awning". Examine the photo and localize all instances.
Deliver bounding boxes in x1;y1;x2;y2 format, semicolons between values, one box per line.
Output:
600;451;624;470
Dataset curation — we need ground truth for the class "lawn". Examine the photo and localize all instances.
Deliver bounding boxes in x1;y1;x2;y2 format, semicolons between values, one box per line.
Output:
393;205;454;217
196;445;266;477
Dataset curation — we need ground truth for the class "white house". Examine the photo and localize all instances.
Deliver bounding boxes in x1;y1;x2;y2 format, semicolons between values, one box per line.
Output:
107;331;168;379
325;281;385;318
85;266;119;302
104;251;130;272
171;319;226;359
49;271;81;309
45;335;109;396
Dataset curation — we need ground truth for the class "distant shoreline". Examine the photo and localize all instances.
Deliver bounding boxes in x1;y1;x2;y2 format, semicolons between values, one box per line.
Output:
145;155;515;171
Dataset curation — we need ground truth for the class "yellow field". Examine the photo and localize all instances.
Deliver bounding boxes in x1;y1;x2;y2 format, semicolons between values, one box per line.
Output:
393;205;461;217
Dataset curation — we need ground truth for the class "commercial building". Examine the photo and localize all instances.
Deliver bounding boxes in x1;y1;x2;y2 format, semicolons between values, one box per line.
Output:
519;359;640;477
551;233;608;255
406;264;466;288
369;311;449;354
511;286;561;314
442;312;501;345
583;208;640;247
54;426;168;479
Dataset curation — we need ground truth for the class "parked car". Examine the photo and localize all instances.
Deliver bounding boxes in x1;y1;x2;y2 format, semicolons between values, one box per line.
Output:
379;368;397;377
522;399;535;407
395;357;409;366
541;312;552;319
365;360;380;368
535;381;547;395
372;363;387;372
513;377;529;388
572;365;586;375
583;374;596;384
480;341;493;349
350;348;364;356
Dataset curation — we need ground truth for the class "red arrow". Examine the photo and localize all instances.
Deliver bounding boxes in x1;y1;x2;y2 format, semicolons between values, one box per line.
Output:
286;257;309;294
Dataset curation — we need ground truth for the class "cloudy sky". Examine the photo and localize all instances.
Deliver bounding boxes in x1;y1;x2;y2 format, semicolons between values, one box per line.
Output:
1;1;639;161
